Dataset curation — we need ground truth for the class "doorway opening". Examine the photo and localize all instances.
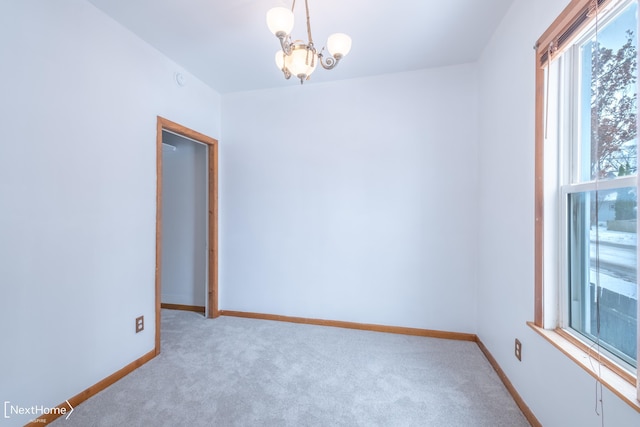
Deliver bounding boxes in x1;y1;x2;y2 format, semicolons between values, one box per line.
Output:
160;131;207;315
155;116;218;355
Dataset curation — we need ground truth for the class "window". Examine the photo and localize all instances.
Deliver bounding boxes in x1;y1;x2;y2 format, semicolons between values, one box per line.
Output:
565;0;638;369
534;0;640;406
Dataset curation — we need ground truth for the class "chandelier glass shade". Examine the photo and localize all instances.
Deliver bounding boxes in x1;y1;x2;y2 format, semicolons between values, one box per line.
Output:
267;1;351;84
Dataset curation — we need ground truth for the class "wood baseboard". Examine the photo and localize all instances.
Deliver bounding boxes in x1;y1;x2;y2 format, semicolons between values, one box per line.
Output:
27;349;156;426
476;339;541;427
219;310;477;342
161;303;206;314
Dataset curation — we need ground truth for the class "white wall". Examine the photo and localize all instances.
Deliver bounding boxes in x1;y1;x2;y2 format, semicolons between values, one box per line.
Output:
477;0;640;425
161;132;208;307
220;65;480;333
0;1;220;425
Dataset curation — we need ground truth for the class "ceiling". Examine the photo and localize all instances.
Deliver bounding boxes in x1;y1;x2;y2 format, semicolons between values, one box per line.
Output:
86;0;514;94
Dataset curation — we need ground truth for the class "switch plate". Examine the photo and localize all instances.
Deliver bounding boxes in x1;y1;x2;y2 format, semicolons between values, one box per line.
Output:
515;338;522;361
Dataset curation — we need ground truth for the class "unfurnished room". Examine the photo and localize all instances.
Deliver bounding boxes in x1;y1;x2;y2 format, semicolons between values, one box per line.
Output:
1;0;639;426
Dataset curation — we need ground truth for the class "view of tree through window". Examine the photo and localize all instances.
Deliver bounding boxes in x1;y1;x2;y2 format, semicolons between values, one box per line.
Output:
568;0;638;367
583;10;637;180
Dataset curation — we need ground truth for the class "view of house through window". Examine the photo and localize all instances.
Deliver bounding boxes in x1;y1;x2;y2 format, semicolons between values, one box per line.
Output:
561;0;638;369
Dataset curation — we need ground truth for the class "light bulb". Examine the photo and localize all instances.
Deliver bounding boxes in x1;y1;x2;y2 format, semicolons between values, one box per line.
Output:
275;50;285;70
285;45;317;82
266;7;294;37
327;33;352;58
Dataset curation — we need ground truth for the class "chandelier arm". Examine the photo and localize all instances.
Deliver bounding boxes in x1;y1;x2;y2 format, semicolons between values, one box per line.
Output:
278;35;293;55
318;52;339;70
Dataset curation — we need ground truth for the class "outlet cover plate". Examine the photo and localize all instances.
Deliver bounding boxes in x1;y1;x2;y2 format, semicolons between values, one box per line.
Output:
136;316;144;333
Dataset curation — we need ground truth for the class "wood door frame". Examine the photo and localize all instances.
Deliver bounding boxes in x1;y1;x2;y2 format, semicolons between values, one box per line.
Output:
155;116;219;355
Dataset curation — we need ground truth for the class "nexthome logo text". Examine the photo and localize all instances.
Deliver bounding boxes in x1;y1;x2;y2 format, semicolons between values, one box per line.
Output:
4;400;74;421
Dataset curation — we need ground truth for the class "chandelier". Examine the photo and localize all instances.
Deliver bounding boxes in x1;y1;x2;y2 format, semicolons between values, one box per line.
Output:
266;0;352;84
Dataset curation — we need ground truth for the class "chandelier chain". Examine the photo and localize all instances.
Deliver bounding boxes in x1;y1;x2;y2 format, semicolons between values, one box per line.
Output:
305;0;314;46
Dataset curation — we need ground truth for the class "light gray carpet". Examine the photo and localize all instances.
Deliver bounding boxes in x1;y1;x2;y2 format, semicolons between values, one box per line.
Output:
51;310;529;426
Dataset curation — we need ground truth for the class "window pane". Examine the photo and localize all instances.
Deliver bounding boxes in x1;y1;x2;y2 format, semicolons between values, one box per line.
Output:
568;189;638;366
578;2;637;182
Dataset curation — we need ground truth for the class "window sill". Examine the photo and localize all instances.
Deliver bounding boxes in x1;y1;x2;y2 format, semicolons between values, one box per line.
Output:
527;322;639;413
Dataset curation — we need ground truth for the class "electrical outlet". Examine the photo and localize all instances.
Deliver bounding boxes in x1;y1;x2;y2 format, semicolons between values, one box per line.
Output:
136;316;144;333
515;338;522;361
